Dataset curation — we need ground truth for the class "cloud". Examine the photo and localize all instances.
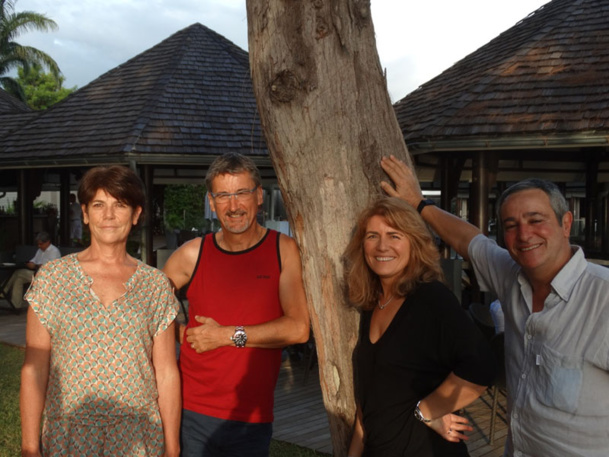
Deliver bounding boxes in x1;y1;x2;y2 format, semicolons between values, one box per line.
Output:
15;0;248;88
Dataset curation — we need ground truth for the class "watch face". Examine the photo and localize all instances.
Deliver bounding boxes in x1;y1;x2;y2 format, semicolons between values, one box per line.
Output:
232;329;247;347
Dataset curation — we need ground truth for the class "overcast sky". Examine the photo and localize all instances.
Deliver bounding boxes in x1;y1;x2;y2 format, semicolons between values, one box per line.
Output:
15;0;549;102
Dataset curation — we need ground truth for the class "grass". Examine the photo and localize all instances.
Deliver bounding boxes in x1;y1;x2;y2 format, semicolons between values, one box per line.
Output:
0;343;330;457
0;344;24;457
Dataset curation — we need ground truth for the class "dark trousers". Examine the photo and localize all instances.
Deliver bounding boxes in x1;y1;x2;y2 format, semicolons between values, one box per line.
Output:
181;409;273;457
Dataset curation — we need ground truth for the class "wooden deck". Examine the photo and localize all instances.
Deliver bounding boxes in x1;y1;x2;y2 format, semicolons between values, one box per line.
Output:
273;358;333;454
273;358;508;456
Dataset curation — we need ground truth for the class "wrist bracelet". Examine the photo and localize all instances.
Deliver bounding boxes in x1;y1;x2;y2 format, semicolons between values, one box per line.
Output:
414;400;432;423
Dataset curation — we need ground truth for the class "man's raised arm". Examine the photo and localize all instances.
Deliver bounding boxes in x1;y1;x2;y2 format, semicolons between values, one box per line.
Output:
380;155;482;260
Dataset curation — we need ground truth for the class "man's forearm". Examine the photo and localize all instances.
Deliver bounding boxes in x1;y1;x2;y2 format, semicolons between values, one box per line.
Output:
417;204;481;260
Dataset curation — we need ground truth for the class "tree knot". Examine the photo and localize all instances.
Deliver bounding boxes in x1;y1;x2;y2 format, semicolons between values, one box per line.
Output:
269;70;302;103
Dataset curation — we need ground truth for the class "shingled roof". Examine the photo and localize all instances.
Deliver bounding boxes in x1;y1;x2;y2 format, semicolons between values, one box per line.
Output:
0;23;267;167
394;0;609;154
0;89;30;114
0;89;36;138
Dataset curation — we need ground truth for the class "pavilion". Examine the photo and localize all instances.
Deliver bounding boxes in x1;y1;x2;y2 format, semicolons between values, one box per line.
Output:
394;0;609;258
0;23;275;263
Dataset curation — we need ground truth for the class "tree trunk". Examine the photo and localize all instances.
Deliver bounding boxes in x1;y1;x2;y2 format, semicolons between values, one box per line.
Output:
246;1;412;453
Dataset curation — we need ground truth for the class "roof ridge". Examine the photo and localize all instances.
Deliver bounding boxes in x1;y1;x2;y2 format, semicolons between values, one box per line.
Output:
124;23;253;154
0;22;267;162
191;22;250;65
435;1;570;117
123;25;198;152
401;0;561;103
393;0;609;142
189;22;254;100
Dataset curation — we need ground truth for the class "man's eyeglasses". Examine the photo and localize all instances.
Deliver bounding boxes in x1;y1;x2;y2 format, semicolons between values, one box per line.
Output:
210;185;259;204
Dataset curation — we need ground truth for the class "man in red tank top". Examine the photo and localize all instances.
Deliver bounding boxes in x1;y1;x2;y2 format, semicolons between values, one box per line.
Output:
163;153;310;457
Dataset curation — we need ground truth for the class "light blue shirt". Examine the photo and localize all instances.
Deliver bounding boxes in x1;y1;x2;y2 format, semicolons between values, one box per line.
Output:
469;234;609;457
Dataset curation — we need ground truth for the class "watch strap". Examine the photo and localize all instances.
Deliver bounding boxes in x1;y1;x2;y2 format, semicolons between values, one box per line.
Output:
230;326;247;348
416;198;436;214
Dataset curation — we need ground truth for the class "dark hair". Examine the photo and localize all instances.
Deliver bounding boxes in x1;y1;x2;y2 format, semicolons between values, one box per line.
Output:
205;153;261;191
497;178;569;228
35;231;51;243
344;197;444;311
78;166;146;214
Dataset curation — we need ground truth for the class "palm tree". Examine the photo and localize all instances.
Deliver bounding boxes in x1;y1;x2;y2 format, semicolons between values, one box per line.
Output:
0;0;60;101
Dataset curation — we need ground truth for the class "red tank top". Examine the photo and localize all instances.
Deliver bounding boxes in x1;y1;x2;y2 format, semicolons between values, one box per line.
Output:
180;229;283;423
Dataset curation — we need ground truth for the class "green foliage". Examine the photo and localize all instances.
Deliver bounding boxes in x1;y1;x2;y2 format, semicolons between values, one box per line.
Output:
0;0;60;102
4;199;15;215
0;344;24;457
33;199;58;214
164;184;207;231
16;63;75;110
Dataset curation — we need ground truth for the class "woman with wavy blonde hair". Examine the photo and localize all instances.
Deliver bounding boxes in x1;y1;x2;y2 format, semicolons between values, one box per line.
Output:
345;197;495;457
345;197;444;310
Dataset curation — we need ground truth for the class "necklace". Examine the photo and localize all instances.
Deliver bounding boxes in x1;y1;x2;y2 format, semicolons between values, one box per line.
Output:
377;294;394;310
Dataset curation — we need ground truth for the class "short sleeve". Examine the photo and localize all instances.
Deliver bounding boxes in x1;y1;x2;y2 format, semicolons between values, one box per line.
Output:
24;262;61;334
468;234;519;298
149;270;180;338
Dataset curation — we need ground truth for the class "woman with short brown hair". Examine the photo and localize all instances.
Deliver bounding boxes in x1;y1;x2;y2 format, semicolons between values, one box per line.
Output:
21;166;181;457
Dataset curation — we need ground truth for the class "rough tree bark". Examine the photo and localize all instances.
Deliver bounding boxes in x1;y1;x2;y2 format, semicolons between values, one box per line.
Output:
246;1;412;453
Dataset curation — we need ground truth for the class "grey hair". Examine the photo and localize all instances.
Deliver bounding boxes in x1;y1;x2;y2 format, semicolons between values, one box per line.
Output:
497;178;569;227
205;153;262;191
35;231;51;243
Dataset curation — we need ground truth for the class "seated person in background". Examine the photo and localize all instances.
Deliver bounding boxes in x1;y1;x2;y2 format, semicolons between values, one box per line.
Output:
345;197;496;457
4;232;60;309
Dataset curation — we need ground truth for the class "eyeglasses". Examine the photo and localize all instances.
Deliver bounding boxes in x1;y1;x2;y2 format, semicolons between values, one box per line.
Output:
210;185;259;204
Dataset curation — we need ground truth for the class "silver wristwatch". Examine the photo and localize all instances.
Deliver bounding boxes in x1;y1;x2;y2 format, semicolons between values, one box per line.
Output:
230;326;247;348
414;400;431;423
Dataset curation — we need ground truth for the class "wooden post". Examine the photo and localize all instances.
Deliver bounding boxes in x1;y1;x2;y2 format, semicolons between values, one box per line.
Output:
60;170;70;246
471;151;489;235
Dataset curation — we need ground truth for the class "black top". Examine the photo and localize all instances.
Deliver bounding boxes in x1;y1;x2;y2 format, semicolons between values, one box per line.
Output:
354;281;496;456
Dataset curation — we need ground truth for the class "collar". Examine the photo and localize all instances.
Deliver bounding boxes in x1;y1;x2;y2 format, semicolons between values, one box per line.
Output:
518;246;588;302
550;246;587;302
516;246;586;309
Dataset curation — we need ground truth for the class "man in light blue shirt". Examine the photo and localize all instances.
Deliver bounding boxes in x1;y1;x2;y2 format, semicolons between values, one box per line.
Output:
380;155;609;457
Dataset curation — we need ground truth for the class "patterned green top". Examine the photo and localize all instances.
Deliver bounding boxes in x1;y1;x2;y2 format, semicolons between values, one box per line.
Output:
26;254;179;456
